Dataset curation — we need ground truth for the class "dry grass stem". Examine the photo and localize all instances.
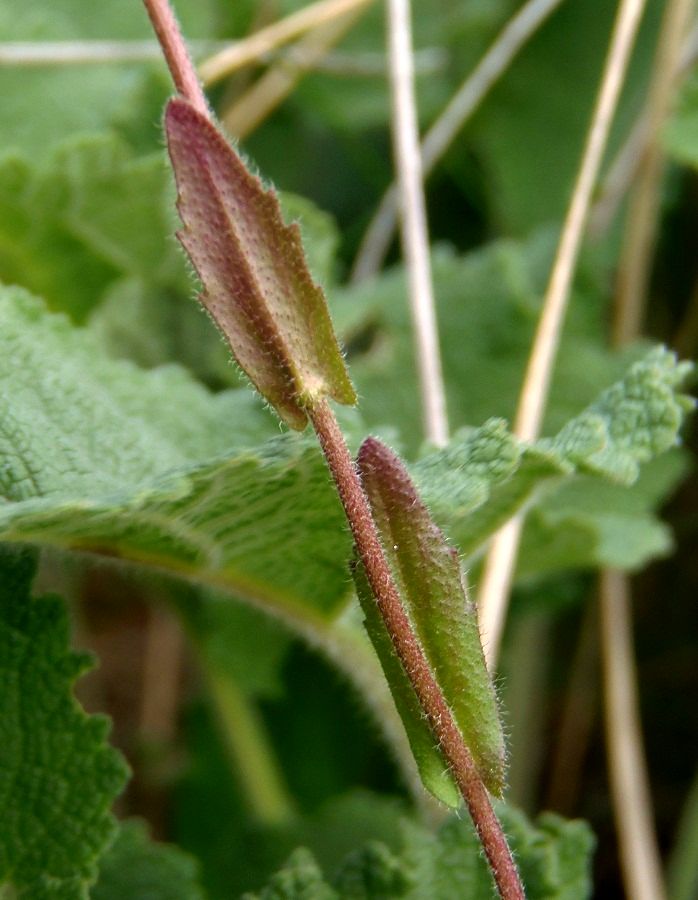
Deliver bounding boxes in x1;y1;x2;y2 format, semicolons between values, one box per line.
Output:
223;8;364;139
614;0;695;343
590;21;698;237
199;0;374;86
351;0;566;282
477;0;648;666
600;571;667;900
387;0;448;446
0;39;227;66
595;6;693;895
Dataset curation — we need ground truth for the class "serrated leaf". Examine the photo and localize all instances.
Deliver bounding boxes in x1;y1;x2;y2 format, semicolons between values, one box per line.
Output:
355;437;505;803
0;545;129;898
419;348;694;569
165;98;355;429
242;848;337;900
250;804;595;899
91;820;205;900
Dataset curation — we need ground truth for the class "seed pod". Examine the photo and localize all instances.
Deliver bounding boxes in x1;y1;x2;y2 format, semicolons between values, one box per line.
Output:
355;436;506;802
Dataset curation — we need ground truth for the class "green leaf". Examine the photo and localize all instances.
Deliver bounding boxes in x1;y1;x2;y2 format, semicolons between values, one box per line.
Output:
417;348;694;570
520;450;691;575
248;805;595;899
355;437;504;805
165;98;355;429
0;285;352;621
242;848;337;900
0;289;691;634
91;821;205;900
0;545;129;898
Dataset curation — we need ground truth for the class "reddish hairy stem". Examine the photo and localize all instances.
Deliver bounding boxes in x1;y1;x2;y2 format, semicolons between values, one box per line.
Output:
142;0;208;114
141;1;523;893
309;399;524;900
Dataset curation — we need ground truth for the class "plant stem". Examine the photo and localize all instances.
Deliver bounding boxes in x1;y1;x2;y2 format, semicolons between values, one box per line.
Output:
142;0;208;114
589;22;698;238
199;0;374;87
614;0;695;343
477;0;648;667
351;0;566;283
596;6;689;889
0;39;225;66
144;2;522;892
599;570;666;900
309;398;524;900
386;0;448;447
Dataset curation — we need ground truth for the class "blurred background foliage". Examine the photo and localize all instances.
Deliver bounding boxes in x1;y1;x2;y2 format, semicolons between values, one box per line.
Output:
1;0;697;896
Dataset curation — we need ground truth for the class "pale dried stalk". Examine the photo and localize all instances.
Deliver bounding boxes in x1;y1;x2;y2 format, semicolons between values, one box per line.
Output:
199;0;374;86
478;0;648;667
595;5;691;894
600;571;667;900
0;39;438;75
351;0;566;283
589;21;698;237
0;39;226;65
223;8;364;139
614;0;695;343
387;0;448;447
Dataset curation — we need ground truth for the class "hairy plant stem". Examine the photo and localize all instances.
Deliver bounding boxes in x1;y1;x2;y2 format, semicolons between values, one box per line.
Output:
142;0;208;114
309;399;524;900
142;1;523;894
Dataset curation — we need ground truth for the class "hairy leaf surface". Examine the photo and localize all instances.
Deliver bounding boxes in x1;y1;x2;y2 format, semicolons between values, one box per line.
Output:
0;289;691;629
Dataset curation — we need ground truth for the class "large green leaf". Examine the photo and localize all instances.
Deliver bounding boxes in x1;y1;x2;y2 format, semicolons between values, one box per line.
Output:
0;288;691;626
0;545;128;898
0;287;350;624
